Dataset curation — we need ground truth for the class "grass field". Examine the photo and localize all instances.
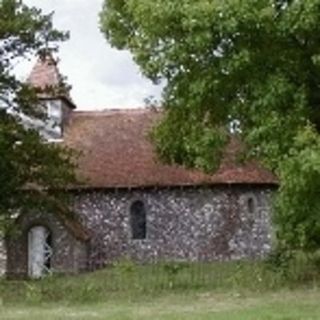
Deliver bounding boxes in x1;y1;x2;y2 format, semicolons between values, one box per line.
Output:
1;260;320;319
1;288;320;319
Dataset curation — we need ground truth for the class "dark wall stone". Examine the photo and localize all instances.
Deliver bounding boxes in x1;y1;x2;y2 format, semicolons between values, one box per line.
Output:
73;185;274;268
3;185;274;277
6;212;88;278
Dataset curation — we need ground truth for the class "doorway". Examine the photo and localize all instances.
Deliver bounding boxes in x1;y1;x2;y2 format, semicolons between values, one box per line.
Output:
28;226;52;278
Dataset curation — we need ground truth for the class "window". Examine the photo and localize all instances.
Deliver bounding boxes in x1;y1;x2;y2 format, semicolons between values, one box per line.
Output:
46;100;63;139
130;200;146;240
47;100;61;120
247;197;256;214
227;114;241;134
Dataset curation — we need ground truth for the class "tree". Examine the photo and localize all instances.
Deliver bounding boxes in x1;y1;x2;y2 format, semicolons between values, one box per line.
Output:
100;0;320;251
0;0;77;231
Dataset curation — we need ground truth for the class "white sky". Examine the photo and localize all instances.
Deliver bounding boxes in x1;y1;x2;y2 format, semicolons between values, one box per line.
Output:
16;0;162;110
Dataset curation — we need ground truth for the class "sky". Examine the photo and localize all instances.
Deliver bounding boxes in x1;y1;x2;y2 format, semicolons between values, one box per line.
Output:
16;0;162;110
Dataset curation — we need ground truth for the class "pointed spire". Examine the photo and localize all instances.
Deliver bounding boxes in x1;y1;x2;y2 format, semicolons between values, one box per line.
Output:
27;50;76;109
27;51;61;89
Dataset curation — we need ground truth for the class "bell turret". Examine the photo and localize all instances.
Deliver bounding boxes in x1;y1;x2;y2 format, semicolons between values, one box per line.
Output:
27;51;76;139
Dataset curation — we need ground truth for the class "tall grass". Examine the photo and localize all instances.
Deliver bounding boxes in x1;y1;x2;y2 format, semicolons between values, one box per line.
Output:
1;257;319;305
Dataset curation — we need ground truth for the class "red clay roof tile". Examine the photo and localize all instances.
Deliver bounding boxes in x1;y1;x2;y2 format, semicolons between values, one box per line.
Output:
27;53;76;109
63;109;277;188
27;53;61;89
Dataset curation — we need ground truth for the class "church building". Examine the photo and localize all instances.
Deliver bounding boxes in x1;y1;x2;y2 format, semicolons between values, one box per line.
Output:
2;54;277;278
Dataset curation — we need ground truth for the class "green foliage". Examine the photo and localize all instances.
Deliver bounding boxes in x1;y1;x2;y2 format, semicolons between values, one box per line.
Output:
1;260;320;304
101;0;320;251
151;107;228;171
162;262;189;277
0;0;76;230
162;262;190;288
267;248;320;283
274;125;320;251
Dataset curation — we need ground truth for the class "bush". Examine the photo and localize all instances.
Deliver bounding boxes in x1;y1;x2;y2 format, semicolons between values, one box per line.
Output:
267;248;320;283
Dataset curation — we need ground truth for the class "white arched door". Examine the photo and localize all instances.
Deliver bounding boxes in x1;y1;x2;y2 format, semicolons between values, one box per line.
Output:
28;226;52;278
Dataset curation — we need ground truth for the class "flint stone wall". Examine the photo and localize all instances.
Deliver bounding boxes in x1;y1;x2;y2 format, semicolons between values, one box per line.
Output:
3;185;274;277
6;212;88;278
73;185;274;269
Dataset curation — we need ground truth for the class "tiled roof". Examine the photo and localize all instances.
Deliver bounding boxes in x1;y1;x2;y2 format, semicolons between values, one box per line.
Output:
63;109;277;188
27;53;62;89
27;53;76;109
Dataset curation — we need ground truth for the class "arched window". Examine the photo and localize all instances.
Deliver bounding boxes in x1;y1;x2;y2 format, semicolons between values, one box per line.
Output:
28;226;53;278
130;201;146;240
247;197;256;214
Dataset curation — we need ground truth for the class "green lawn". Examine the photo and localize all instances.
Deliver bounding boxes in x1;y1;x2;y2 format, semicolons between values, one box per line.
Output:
1;289;320;319
1;260;320;319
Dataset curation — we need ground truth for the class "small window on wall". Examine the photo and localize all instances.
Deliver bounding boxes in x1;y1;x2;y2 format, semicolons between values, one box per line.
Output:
247;197;256;214
47;100;61;120
130;200;146;240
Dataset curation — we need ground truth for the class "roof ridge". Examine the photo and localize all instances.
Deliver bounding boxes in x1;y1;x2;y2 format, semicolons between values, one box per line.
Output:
73;108;160;115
